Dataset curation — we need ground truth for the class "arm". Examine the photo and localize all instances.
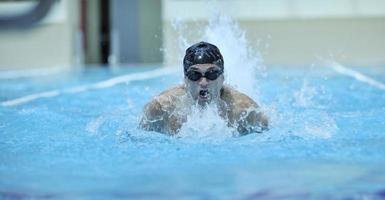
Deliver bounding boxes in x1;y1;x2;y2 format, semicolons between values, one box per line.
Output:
236;106;269;136
139;100;166;133
221;86;269;135
139;99;182;135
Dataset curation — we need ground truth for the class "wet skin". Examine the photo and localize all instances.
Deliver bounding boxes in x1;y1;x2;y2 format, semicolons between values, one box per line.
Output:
139;64;269;135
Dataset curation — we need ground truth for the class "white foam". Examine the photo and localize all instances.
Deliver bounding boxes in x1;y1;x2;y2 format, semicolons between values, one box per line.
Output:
85;115;107;135
178;104;235;141
1;67;178;107
293;80;317;108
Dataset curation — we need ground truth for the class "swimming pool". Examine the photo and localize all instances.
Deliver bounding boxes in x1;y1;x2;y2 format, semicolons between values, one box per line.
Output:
1;63;385;199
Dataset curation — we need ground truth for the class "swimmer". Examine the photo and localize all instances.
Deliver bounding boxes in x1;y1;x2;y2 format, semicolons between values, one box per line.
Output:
139;41;268;135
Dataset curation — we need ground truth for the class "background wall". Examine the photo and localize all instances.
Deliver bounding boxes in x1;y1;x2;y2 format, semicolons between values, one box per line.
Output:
0;0;80;70
0;0;163;70
1;0;384;70
162;0;385;67
109;0;163;65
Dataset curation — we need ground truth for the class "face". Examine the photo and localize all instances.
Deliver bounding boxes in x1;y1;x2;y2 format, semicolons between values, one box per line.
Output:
184;64;224;106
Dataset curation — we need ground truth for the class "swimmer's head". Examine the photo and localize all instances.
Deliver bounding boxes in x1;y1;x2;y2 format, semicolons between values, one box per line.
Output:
183;42;225;106
183;41;224;74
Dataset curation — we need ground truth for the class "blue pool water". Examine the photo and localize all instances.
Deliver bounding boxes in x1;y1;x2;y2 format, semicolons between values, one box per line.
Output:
1;65;385;199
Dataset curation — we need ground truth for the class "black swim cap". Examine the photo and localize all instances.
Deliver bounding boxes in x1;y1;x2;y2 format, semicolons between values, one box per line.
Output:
183;41;224;74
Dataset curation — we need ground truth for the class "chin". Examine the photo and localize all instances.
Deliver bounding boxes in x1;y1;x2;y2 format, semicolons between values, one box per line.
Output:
197;97;212;106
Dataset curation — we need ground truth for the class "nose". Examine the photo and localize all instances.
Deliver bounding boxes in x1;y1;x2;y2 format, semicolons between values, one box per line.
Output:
199;77;209;88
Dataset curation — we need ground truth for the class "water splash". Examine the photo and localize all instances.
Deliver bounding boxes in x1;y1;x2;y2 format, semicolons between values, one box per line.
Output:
203;15;265;100
169;11;339;141
272;72;338;139
85;115;107;135
169;13;267;139
170;18;191;56
295;110;338;139
271;108;338;140
293;79;317;108
178;104;235;142
172;14;265;101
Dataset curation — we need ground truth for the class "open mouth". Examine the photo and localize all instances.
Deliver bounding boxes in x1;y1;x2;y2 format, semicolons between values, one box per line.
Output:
199;89;210;100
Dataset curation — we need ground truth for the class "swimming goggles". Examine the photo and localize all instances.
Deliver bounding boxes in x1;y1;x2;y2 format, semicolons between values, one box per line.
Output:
186;69;223;81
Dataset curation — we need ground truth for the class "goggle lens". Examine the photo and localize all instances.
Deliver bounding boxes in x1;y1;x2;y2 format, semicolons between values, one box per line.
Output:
186;69;223;81
187;71;202;81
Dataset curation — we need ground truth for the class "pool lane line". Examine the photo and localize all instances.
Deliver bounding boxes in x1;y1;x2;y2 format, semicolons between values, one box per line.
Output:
328;61;385;90
1;67;179;107
0;66;69;79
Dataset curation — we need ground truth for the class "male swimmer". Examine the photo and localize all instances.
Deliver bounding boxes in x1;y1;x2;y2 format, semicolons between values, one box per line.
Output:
139;41;268;135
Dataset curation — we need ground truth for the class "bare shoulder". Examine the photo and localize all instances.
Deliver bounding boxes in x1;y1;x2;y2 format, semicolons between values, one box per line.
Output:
143;84;185;113
221;85;258;109
156;85;186;102
139;85;186;134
